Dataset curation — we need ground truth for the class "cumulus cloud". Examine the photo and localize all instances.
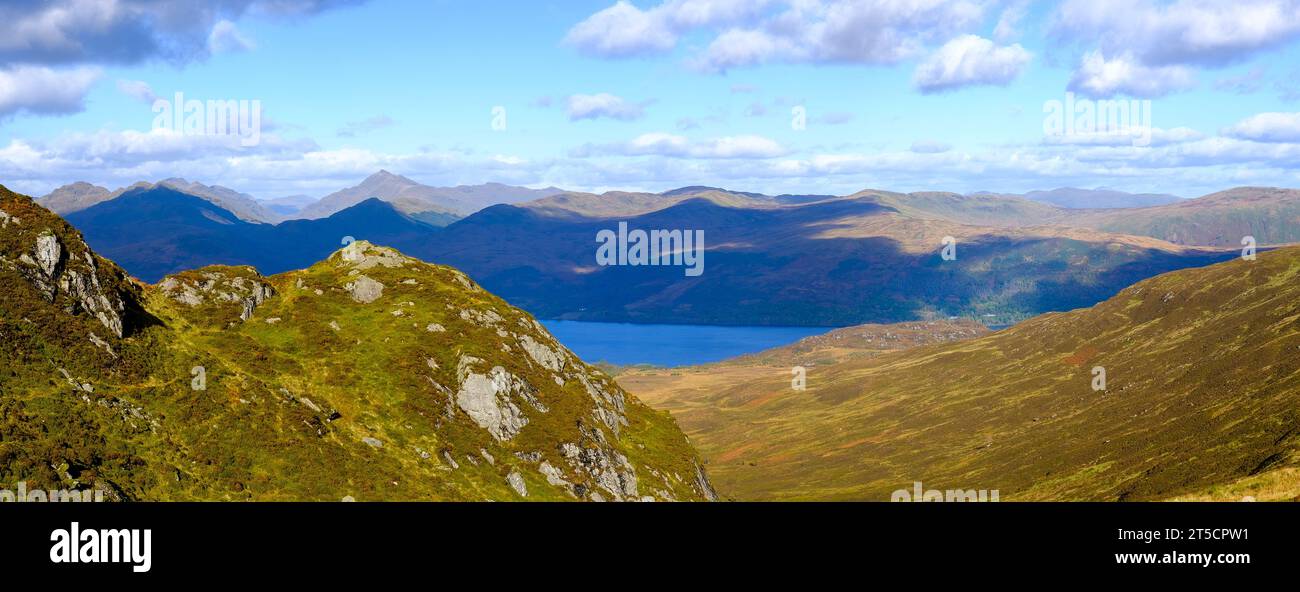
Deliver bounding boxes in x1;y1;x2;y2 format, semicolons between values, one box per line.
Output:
0;0;360;66
566;0;990;73
563;1;678;57
567;93;649;121
1067;51;1196;98
1054;1;1300;97
0;1;358;123
0;66;102;118
913;35;1031;93
1054;0;1300;68
563;0;772;58
1222;112;1300;142
694;0;987;73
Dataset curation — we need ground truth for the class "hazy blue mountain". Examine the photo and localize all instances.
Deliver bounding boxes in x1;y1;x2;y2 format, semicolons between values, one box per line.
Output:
66;185;439;282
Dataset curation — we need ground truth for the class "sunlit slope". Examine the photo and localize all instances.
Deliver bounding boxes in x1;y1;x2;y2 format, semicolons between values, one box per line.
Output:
0;185;714;501
629;249;1300;501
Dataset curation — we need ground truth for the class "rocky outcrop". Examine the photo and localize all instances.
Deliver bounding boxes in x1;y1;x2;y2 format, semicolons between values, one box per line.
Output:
6;221;131;338
454;355;533;441
337;240;407;270
159;266;275;323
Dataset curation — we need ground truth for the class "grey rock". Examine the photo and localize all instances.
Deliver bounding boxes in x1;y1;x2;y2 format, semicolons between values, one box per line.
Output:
346;275;384;304
454;356;529;441
34;231;61;278
518;334;565;372
506;470;528;497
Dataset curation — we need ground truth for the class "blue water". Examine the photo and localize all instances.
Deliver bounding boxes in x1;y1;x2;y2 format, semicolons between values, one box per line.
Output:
539;320;829;367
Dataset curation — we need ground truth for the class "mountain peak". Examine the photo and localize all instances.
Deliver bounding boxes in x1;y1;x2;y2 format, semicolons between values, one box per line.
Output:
367;169;409;183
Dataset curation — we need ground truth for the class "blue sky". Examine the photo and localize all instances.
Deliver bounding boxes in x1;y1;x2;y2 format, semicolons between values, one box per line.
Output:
3;0;1300;199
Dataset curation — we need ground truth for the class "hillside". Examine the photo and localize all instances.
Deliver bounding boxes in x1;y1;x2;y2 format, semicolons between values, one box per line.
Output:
624;246;1300;501
1022;187;1182;209
1069;187;1300;246
422;195;1237;326
0;185;714;501
864;187;1300;248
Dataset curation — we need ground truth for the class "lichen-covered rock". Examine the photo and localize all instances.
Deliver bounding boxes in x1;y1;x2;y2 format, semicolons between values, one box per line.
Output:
158;266;275;325
345;275;384;303
506;470;528;497
454;356;530;441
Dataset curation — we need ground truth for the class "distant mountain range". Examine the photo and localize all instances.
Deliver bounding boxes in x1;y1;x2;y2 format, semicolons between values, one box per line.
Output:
36;171;566;226
296;170;565;222
64;185;437;282
40;178;277;223
36;179;1300;326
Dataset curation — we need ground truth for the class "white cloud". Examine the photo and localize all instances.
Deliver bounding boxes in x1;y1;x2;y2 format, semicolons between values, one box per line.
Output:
1054;0;1300;97
0;66;102;118
0;1;353;66
1054;0;1300;67
208;20;256;53
567;0;990;73
567;93;648;121
1222;112;1300;142
913;35;1031;93
1067;51;1196;98
564;0;774;57
575;133;787;159
563;1;678;57
695;0;988;73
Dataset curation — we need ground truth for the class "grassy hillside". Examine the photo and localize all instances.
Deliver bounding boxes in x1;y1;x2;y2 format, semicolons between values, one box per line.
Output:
624;248;1300;501
0;185;714;501
1071;187;1300;246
